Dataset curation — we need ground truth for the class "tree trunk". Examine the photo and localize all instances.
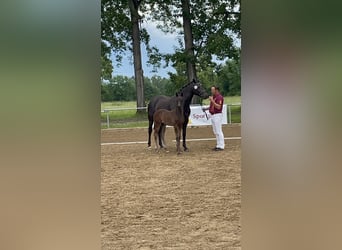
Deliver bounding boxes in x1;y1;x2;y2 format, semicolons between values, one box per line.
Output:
181;0;199;104
128;0;145;113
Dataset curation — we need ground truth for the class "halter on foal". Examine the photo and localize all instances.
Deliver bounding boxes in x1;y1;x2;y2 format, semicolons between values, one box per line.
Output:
153;93;184;154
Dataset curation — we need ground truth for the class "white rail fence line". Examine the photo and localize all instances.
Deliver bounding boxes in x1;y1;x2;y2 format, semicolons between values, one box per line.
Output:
101;107;147;128
101;104;241;129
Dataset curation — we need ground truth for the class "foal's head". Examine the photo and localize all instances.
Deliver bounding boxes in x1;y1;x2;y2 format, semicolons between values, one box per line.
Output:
175;93;184;112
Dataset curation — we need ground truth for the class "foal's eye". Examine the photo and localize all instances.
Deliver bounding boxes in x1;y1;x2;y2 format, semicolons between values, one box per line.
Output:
194;85;198;90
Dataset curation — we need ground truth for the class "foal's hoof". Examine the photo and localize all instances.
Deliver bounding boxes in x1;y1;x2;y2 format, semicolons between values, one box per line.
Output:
147;146;152;150
183;147;189;152
177;151;182;155
161;147;169;152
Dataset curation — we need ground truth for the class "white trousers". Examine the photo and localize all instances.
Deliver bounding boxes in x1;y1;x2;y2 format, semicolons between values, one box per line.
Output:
211;113;225;149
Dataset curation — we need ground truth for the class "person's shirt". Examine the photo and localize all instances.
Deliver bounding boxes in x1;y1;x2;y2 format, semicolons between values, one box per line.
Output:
209;93;224;115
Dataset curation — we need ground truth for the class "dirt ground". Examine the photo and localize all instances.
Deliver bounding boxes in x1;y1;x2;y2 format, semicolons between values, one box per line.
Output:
101;125;241;249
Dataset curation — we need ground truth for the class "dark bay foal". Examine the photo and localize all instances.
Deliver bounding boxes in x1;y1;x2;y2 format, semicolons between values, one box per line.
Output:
153;94;184;154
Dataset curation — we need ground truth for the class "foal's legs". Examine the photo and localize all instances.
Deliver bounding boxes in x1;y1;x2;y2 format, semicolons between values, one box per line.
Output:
174;126;181;154
158;124;163;148
154;123;161;151
160;124;167;148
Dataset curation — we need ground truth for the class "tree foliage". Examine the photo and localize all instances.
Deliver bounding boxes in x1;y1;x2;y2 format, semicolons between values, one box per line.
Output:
101;75;175;102
101;0;241;101
217;55;241;96
101;0;160;75
148;0;240;70
101;0;131;71
196;55;240;96
102;54;240;103
101;76;136;102
102;0;165;110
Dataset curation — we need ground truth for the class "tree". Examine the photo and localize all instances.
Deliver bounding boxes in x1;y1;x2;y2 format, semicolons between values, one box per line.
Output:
101;76;136;102
101;84;111;102
143;77;156;101
197;65;219;91
149;0;240;102
101;42;113;81
101;0;241;104
101;75;175;102
127;0;145;112
168;61;188;95
218;56;240;96
150;75;173;96
102;0;158;112
101;1;130;77
181;0;197;80
181;0;201;104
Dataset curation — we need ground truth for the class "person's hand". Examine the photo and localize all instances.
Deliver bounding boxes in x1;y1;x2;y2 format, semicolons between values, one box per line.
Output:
209;96;214;102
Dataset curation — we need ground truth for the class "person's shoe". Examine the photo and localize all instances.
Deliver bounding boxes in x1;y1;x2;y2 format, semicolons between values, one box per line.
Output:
212;147;219;151
214;147;224;151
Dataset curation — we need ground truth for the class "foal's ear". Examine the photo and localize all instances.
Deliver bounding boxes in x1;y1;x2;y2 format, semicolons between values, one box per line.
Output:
176;92;179;97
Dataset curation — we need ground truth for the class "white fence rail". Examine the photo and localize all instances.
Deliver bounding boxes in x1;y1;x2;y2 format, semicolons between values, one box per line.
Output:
101;104;241;129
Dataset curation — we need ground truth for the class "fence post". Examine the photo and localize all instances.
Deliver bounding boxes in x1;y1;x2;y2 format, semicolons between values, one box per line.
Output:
228;105;232;124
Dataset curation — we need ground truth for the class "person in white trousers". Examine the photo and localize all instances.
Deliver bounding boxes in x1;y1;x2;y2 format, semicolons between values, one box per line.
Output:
203;86;225;151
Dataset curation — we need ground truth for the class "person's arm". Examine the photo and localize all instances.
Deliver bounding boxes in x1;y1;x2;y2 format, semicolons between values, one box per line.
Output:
209;96;222;109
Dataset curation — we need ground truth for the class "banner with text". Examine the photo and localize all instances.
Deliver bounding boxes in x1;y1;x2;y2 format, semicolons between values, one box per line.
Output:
188;105;227;126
